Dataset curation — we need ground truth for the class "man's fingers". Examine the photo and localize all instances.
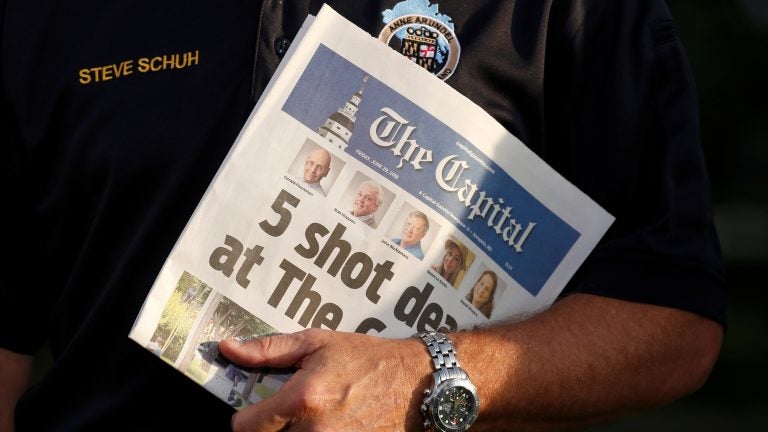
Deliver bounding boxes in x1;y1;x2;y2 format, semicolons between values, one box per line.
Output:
231;369;338;432
230;393;293;432
219;329;325;368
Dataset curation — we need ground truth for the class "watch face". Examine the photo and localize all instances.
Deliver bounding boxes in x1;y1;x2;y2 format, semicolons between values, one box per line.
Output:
430;380;479;431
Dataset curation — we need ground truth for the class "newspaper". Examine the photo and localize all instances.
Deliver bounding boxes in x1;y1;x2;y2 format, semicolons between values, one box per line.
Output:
129;5;614;409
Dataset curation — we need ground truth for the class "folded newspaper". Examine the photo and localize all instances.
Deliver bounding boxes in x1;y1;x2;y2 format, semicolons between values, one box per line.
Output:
130;5;614;409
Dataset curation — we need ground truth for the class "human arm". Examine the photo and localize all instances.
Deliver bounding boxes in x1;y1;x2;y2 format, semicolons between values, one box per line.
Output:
220;1;729;430
453;293;722;431
0;348;33;432
220;292;722;431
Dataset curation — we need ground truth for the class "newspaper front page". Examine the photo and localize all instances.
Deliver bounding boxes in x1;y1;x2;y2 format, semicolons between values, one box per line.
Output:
129;5;614;409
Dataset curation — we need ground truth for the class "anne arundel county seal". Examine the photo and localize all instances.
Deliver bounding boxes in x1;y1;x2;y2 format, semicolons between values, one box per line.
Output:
379;0;461;81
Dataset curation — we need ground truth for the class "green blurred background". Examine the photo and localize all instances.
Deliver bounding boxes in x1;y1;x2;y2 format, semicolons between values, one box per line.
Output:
595;0;768;430
28;0;767;430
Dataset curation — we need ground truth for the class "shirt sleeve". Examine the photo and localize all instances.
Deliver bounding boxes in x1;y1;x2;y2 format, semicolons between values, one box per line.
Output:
555;0;727;326
0;111;50;355
0;0;54;354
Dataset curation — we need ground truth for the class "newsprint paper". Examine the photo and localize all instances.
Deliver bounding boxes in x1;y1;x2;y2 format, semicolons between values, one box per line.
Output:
129;5;614;409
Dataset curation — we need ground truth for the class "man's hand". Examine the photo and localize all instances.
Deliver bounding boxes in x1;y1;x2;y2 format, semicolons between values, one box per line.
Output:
219;329;429;432
219;294;723;432
0;347;33;432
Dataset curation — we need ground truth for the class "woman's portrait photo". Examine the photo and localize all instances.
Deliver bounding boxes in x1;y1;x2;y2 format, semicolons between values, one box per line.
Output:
430;236;474;288
464;269;505;319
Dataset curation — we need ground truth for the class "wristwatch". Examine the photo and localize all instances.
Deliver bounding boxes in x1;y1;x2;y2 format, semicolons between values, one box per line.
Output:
414;331;480;431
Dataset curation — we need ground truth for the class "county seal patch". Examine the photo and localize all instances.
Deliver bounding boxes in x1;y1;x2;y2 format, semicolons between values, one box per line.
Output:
379;0;460;81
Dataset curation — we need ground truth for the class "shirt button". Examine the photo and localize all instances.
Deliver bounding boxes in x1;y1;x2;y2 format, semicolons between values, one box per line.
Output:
274;36;291;57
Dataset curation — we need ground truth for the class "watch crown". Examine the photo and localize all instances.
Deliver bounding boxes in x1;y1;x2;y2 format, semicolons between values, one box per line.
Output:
420;403;428;413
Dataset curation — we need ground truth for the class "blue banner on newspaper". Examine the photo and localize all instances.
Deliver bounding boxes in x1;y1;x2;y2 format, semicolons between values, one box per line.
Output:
282;45;580;297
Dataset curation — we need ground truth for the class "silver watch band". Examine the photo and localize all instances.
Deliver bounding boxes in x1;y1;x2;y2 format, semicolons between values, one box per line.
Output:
416;331;469;384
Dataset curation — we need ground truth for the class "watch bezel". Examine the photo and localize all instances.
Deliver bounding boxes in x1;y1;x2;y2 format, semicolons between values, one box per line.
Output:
425;377;480;432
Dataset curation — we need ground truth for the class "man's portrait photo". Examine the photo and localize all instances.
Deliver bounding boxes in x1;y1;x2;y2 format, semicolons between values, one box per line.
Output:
386;203;439;260
289;138;344;196
341;172;394;229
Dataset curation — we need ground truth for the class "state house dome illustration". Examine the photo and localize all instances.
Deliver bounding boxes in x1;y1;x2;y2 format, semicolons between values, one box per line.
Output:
318;75;369;151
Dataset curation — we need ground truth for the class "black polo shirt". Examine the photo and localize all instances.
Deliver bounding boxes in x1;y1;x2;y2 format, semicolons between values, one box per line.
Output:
0;0;726;430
